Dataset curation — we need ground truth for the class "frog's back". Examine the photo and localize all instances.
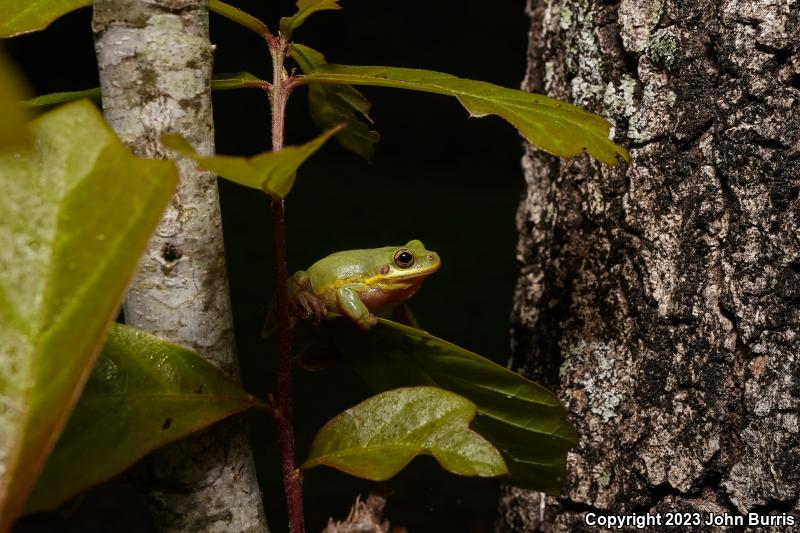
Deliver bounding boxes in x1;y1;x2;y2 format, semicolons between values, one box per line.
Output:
306;246;395;297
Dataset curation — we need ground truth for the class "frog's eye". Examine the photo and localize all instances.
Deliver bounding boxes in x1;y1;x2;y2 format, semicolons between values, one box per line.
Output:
393;249;415;268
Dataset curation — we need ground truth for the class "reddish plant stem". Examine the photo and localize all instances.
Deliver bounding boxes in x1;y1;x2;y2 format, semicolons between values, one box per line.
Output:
268;37;305;533
272;199;304;533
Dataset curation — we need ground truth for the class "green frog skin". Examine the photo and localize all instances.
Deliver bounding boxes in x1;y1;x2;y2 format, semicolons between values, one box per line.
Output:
286;240;440;330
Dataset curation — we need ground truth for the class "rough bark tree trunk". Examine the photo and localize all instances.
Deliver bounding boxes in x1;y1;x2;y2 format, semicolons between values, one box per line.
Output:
92;1;269;531
499;0;799;531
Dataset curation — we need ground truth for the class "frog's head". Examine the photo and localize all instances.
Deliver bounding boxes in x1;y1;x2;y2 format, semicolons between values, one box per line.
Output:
374;239;440;291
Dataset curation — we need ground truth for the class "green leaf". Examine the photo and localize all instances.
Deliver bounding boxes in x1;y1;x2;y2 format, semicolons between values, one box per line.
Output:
25;324;266;513
211;71;268;91
162;125;342;199
26;87;101;108
0;52;29;145
303;386;507;480
208;0;270;38
325;318;579;494
297;65;629;165
0;0;90;38
279;0;341;40
0;100;178;530
26;73;267;108
290;44;379;161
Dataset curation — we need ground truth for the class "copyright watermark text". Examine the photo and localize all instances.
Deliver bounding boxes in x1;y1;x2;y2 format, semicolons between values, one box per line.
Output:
584;511;796;529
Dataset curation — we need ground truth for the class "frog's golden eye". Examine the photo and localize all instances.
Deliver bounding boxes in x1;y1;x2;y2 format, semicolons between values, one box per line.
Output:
393;249;415;268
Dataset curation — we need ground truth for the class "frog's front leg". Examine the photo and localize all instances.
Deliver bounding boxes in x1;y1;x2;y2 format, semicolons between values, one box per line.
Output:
337;284;378;330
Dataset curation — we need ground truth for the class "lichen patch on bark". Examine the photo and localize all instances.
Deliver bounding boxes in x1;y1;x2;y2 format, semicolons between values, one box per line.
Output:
500;0;800;530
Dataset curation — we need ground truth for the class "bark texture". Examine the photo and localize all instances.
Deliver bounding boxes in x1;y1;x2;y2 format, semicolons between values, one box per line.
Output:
499;0;799;531
93;1;268;531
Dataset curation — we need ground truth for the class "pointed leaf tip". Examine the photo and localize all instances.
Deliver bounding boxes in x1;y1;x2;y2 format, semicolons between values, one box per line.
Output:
163;126;342;199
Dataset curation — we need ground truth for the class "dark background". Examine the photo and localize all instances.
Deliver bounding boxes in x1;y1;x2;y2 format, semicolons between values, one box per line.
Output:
7;1;529;531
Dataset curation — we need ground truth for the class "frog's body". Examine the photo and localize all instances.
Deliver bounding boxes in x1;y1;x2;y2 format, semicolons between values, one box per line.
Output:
280;240;440;331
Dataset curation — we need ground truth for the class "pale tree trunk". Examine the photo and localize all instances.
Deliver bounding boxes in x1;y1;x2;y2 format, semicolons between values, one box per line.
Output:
499;0;799;531
92;1;269;531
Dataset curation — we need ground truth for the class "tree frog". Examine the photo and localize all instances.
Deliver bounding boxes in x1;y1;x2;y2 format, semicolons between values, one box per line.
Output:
272;240;440;332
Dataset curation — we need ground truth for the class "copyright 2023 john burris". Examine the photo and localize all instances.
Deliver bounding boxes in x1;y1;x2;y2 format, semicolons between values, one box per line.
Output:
584;511;796;529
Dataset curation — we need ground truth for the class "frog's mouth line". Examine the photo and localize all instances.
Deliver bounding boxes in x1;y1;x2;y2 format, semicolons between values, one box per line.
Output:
389;264;440;281
368;258;440;286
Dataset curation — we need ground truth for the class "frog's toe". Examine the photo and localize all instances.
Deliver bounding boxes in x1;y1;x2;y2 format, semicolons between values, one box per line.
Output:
294;290;327;324
356;314;378;330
